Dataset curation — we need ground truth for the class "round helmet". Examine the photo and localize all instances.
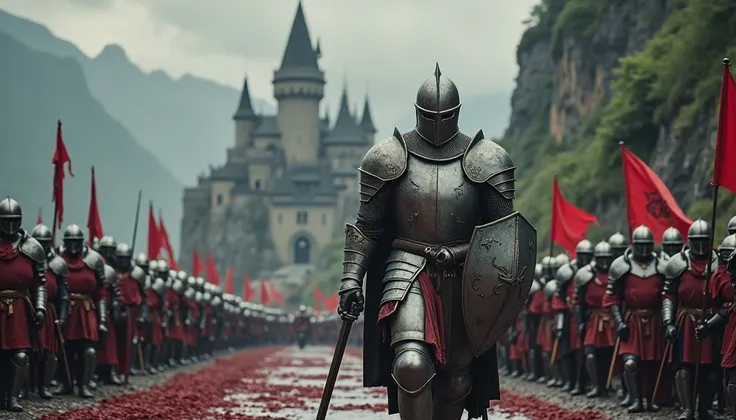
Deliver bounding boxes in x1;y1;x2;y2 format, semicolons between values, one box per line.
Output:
134;252;150;269
99;236;117;254
115;243;132;260
631;225;654;260
156;260;169;274
195;277;205;289
728;216;736;236
593;240;613;272
62;224;85;256
149;259;159;273
31;224;53;254
187;276;197;287
414;64;461;147
0;197;22;237
534;263;542;280
719;234;736;264
91;236;101;251
299;305;306;312
541;256;553;278
553;253;569;269
687;219;711;259
177;270;188;282
608;232;628;258
661;227;683;257
575;239;594;267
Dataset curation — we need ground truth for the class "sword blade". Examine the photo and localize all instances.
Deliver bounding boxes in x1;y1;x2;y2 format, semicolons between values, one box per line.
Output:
316;318;354;420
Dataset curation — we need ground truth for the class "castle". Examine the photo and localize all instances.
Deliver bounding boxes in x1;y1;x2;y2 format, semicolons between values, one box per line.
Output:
180;2;376;267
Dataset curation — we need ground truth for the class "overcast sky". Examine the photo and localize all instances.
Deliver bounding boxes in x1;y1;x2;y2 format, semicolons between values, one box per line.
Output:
0;0;537;131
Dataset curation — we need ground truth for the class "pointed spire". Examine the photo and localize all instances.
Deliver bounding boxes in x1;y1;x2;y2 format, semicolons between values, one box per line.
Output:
314;38;321;59
279;1;318;70
333;84;353;130
360;94;376;134
323;104;330;126
233;78;257;120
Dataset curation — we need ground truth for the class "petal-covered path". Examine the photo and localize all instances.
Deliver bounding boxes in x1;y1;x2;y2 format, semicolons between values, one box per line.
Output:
39;346;609;420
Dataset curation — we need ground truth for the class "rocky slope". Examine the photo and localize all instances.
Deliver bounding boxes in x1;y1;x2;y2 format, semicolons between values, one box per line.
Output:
503;0;736;246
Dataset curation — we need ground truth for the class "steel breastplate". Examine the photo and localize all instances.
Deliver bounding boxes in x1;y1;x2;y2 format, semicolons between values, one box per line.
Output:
392;154;481;245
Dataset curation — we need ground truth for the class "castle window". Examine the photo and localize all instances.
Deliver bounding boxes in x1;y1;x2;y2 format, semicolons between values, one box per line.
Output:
322;213;327;225
297;211;308;225
254;180;261;190
216;194;223;206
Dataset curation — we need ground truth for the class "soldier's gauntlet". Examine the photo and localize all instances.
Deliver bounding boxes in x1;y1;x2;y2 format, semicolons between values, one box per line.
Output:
339;224;377;294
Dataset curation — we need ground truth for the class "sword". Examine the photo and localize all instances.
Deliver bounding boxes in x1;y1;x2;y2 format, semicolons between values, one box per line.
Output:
316;304;358;420
55;321;72;386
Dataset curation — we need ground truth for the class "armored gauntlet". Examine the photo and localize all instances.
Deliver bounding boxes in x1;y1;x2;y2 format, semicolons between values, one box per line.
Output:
338;224;377;319
662;298;678;342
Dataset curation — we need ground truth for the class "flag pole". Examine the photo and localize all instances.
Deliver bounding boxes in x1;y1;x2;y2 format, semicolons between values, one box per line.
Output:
549;175;556;260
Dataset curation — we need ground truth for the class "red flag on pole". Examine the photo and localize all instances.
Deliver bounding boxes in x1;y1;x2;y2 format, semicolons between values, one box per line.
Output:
243;273;254;301
324;292;339;312
620;144;692;240
52;120;73;232
269;283;284;306
86;166;104;246
147;203;161;260
224;266;234;294
314;286;324;314
36;207;43;225
192;250;204;277
712;59;736;193
158;212;178;270
260;280;271;306
206;252;220;286
550;176;599;255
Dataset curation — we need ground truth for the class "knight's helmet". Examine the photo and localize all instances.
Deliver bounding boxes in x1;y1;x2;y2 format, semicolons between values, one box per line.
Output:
98;236;117;260
115;243;133;271
719;234;736;265
134;252;150;272
687;219;711;259
593;240;613;272
575;239;594;267
554;253;569;269
0;197;22;239
31;224;53;255
608;231;628;259
540;256;553;279
534;263;542;281
728;215;736;236
661;227;683;257
62;224;85;256
631;225;654;260
414;63;461;146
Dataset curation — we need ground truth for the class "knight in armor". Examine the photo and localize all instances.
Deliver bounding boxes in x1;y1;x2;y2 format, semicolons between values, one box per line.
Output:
553;243;593;395
697;243;736;420
603;225;669;412
510;264;538;379
163;265;186;366
198;278;216;359
662;227;684;259
30;224;69;400
335;66;534;420
113;244;148;380
294;305;312;349
573;240;616;398
609;232;628;260
182;274;200;364
0;199;46;411
95;236;123;386
144;259;166;372
541;272;561;387
57;224;106;398
728;216;736;236
525;260;548;383
664;220;720;420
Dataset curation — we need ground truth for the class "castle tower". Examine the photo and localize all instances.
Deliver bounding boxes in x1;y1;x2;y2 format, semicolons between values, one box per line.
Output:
360;95;377;145
273;1;324;165
233;78;259;150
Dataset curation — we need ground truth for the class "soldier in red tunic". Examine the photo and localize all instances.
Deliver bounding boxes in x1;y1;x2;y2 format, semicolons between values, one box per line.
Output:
199;280;216;359
181;275;200;364
664;220;720;420
0;198;46;412
144;259;166;373
697;234;736;420
57;224;106;398
525;262;546;382
113;244;147;380
163;265;186;366
30;224;69;400
95;236;123;386
573;240;616;398
603;225;668;413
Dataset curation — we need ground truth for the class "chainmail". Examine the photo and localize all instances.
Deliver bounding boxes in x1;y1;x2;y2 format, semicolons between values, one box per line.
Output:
481;184;513;222
403;130;472;161
355;182;396;242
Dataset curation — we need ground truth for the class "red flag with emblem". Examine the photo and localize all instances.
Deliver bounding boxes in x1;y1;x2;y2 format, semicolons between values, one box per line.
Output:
550;176;599;255
86;166;104;246
620;144;692;240
206;252;220;286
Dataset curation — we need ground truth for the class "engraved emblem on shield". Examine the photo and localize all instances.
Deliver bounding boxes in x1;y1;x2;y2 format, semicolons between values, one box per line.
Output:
461;211;537;357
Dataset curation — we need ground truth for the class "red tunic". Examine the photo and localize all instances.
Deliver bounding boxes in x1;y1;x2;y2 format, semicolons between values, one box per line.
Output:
63;256;102;342
165;289;185;341
146;289;164;346
581;272;616;348
665;259;716;365
537;300;555;353
0;239;37;350
528;289;545;315
509;314;527;361
200;304;214;338
603;272;665;360
117;271;143;373
709;266;736;368
185;299;200;347
39;268;59;352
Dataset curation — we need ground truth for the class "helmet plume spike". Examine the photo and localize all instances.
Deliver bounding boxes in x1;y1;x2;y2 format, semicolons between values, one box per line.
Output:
434;63;442;148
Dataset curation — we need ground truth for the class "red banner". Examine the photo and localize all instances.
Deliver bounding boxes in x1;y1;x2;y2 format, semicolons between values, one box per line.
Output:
52;120;73;229
713;60;736;193
86;166;103;246
147;203;160;260
550;176;598;255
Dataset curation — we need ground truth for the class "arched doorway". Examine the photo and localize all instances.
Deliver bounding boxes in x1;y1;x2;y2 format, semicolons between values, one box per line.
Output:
293;236;311;264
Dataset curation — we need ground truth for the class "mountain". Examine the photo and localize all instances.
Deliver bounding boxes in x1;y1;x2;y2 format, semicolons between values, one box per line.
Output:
503;0;736;248
391;92;511;139
0;30;183;250
0;9;274;185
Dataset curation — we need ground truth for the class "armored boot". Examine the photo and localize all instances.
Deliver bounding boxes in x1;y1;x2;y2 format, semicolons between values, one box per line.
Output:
510;360;522;378
6;352;29;412
498;346;510;376
527;349;540;382
391;342;434;420
107;367;124;386
625;361;644;413
552;362;564;388
79;347;96;398
39;353;57;399
144;343;156;374
727;383;736;420
696;372;718;420
570;357;586;396
130;340;140;376
619;375;631;407
434;367;472;420
675;368;694;420
586;354;602;398
560;355;574;392
180;344;190;365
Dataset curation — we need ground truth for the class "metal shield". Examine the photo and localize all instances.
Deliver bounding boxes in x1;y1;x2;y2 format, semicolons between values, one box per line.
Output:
461;211;537;356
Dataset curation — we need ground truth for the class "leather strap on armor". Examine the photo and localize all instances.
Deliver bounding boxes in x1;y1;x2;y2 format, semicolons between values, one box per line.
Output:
340;224;377;291
662;298;676;326
392;238;469;266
